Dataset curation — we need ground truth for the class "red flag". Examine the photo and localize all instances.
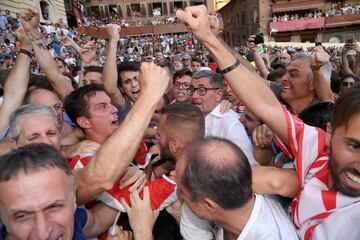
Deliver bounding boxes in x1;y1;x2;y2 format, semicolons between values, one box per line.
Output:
73;4;87;34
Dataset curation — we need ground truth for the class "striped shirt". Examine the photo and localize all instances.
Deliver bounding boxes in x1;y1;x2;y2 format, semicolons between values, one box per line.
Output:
274;106;360;240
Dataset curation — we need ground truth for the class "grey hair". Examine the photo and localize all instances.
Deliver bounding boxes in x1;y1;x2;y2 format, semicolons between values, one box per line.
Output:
192;70;223;88
9;104;58;141
292;52;313;81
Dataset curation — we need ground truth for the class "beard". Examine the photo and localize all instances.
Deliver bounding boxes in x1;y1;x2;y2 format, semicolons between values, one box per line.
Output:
329;148;360;197
159;142;176;164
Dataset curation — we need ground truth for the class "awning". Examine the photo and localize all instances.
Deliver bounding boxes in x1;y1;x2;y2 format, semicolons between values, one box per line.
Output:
269;17;325;32
272;0;325;13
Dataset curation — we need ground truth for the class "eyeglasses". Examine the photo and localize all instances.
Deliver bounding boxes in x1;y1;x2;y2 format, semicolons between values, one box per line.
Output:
342;82;354;87
189;86;220;96
173;81;191;89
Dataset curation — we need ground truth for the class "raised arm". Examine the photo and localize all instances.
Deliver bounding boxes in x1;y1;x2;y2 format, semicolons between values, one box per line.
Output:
311;46;334;103
340;45;353;75
248;35;270;79
61;35;82;53
21;7;74;100
75;63;169;204
176;6;288;144
102;24;125;108
0;28;31;134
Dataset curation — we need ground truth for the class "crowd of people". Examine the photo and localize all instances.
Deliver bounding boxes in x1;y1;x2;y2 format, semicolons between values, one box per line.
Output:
271;2;360;22
0;4;360;240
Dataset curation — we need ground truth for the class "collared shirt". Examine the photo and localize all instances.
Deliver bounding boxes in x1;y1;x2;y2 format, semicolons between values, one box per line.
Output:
181;195;298;240
205;104;257;166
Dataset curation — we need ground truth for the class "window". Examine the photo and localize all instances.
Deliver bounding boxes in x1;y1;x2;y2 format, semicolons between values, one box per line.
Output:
40;1;50;20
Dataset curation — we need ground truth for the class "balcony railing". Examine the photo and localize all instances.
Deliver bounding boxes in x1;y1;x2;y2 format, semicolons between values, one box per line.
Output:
325;14;360;28
269;17;325;33
269;13;360;33
85;23;189;37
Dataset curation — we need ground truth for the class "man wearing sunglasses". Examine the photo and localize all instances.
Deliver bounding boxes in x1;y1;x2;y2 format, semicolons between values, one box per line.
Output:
190;70;257;165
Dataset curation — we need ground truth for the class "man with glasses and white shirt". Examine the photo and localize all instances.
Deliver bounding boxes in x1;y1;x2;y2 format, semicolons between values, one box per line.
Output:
190;70;257;166
179;70;258;240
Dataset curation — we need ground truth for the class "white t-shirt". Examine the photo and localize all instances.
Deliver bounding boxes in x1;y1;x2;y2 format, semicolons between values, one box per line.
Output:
181;195;298;240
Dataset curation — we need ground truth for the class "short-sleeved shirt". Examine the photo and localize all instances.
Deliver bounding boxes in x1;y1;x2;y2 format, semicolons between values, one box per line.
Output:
273;105;360;240
0;208;88;240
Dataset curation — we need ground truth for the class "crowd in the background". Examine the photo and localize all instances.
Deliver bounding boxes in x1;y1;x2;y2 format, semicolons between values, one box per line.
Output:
271;2;360;22
0;4;360;240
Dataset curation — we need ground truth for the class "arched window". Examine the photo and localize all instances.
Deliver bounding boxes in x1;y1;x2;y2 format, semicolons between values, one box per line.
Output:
40;1;50;20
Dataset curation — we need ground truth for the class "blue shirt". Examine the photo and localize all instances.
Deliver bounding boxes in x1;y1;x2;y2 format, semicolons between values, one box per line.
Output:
0;208;88;240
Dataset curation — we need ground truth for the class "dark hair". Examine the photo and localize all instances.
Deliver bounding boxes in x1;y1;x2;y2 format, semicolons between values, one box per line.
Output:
267;68;286;82
84;66;103;75
192;70;223;88
158;60;175;79
339;73;360;88
331;84;360;131
117;61;140;86
0;144;73;183
64;84;105;128
181;137;252;209
191;56;202;64
173;68;192;82
298;102;333;131
161;103;204;144
28;74;53;90
162;94;170;105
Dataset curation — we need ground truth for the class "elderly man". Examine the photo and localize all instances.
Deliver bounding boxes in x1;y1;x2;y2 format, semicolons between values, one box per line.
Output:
190;70;257;165
176;137;298;239
177;5;360;239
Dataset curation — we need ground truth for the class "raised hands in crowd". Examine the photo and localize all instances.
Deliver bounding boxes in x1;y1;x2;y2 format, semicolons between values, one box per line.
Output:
0;4;359;240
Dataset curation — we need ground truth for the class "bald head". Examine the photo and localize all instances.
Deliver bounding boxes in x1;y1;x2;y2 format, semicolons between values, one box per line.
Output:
179;137;252;209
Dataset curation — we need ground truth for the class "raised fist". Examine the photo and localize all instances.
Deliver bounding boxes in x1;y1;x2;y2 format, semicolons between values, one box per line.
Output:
20;7;41;39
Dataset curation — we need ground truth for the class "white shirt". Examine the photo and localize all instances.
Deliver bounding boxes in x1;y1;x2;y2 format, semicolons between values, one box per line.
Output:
205;105;257;166
181;195;298;240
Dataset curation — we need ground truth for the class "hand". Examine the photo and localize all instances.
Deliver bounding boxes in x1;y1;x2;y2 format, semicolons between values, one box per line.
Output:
108;225;133;240
15;27;32;51
311;46;330;71
62;36;75;47
247;35;257;52
138;62;169;101
121;187;159;239
219;99;233;114
176;5;213;43
120;167;147;192
209;13;223;37
20;7;41;39
106;24;121;42
65;140;100;159
79;41;97;65
252;124;273;148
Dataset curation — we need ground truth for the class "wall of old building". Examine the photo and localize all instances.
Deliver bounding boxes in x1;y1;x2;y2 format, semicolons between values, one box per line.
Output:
0;0;67;23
